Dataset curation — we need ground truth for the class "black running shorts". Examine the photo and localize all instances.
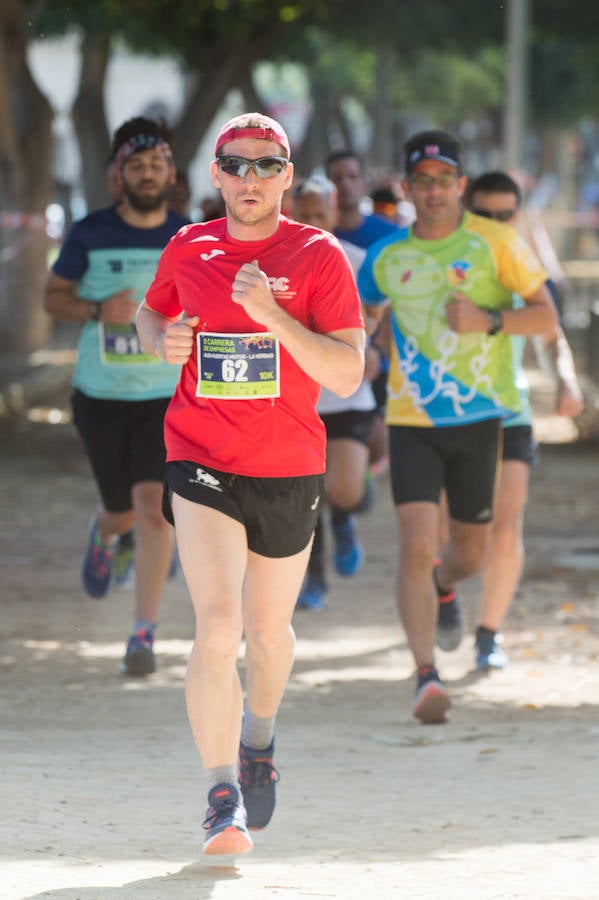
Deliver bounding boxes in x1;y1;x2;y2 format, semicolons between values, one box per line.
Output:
164;461;324;558
321;409;375;447
502;424;538;466
388;418;502;523
72;389;170;513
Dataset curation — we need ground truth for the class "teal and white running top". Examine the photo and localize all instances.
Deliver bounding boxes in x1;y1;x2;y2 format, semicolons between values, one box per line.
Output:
52;206;188;401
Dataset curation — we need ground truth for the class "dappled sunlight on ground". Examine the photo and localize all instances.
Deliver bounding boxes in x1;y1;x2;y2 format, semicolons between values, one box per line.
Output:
1;383;599;898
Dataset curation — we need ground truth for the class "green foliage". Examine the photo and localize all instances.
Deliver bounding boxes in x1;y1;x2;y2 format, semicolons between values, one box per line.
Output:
302;0;503;57
296;27;375;98
530;39;599;125
27;0;599;129
273;24;505;131
394;45;505;124
532;0;599;44
34;0;315;62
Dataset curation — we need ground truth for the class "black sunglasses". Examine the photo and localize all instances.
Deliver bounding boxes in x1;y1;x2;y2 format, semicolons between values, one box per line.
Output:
472;207;516;223
215;156;289;179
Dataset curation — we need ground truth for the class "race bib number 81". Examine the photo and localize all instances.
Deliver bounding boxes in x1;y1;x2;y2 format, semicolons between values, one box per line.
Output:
197;332;280;399
100;323;159;365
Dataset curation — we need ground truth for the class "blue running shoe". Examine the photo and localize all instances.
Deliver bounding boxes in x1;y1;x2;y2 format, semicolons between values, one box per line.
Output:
122;628;156;676
296;575;327;611
413;666;451;724
238;741;279;830
332;515;364;577
203;783;253;855
475;627;508;671
81;518;117;599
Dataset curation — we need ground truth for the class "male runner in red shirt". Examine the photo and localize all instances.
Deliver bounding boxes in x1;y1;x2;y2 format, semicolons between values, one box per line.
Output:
136;112;365;854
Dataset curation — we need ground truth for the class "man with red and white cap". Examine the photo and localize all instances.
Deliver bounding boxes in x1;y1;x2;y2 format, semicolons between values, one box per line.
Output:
136;112;365;854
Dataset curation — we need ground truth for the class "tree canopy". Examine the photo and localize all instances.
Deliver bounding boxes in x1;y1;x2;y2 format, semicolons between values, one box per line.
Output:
2;0;598;353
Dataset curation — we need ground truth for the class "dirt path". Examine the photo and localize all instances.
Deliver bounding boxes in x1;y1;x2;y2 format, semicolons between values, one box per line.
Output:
1;384;599;900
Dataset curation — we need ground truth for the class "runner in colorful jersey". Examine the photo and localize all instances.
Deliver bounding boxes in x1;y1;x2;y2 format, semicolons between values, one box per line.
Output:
44;116;189;677
135;113;364;855
357;129;558;725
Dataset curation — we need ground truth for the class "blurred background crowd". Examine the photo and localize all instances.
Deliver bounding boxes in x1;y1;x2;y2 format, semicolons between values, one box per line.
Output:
2;0;599;410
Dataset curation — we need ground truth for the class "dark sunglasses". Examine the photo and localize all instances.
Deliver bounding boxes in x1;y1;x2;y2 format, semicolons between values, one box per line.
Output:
472;207;516;223
215;155;289;179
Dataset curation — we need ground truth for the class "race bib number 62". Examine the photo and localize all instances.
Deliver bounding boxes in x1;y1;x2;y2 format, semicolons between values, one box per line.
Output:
196;331;280;399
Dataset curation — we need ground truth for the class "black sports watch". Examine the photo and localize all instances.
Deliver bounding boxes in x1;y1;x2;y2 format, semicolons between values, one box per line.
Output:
487;309;503;336
89;302;102;322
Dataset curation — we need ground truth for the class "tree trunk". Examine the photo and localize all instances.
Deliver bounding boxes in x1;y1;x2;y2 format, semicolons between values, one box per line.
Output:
294;74;331;175
0;0;54;354
370;42;395;168
72;31;112;211
174;27;287;172
239;71;264;112
331;96;354;151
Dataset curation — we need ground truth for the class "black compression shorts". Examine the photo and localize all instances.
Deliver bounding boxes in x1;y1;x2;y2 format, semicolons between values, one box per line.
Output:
388;418;502;523
502;424;538;466
320;409;375;447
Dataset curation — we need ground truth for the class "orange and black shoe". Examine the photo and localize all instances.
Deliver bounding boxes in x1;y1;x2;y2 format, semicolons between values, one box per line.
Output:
413;665;451;724
239;740;279;830
202;783;253;856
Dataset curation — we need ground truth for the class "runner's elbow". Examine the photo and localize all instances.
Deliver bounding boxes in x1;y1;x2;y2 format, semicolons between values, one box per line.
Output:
331;359;365;398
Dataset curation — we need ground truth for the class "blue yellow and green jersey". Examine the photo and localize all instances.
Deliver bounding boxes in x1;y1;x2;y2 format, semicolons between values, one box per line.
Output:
357;212;547;427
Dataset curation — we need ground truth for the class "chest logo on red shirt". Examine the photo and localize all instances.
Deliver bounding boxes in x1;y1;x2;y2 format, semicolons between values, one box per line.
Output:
249;259;295;301
267;275;295;302
269;276;289;292
201;248;225;261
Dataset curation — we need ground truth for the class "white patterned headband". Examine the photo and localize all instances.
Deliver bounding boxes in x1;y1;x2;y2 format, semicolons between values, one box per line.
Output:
114;134;174;170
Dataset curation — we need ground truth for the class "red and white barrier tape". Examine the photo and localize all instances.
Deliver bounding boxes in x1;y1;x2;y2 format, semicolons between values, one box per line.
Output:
0;210;61;263
0;211;47;230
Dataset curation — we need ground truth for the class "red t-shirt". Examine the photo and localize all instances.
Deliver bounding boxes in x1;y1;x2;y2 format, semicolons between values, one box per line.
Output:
145;216;364;476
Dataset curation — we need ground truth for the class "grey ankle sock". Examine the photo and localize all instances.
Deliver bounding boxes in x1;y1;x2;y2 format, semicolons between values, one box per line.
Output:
205;765;238;792
132;619;156;635
241;708;275;750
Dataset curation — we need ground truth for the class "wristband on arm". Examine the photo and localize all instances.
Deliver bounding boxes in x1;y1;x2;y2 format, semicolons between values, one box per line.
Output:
486;309;503;336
